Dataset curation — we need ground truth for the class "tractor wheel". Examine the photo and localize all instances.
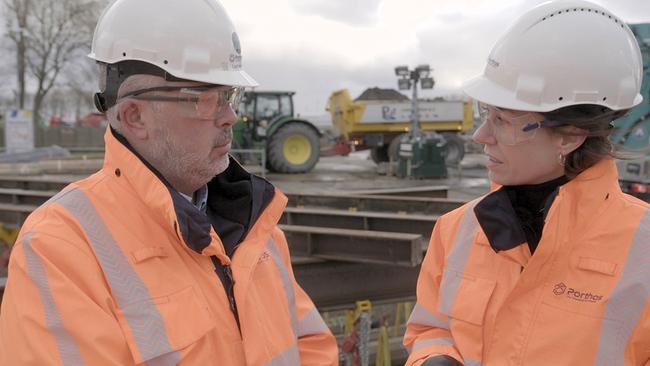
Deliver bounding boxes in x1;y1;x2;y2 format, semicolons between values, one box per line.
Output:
268;123;320;173
442;133;465;165
370;146;389;164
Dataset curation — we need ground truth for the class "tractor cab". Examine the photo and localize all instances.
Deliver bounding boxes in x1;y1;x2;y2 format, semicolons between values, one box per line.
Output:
234;91;321;173
238;91;295;141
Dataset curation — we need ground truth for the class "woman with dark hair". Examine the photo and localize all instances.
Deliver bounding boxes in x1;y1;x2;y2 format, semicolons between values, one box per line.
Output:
403;1;649;365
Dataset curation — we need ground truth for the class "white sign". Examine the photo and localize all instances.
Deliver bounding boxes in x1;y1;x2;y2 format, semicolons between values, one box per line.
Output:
360;101;465;124
5;109;35;153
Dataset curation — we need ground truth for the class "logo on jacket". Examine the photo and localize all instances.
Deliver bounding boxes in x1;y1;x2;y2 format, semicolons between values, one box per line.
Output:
553;282;603;303
259;251;270;263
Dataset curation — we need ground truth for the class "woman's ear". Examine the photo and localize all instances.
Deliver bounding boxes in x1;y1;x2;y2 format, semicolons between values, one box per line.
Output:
118;100;149;140
557;126;587;155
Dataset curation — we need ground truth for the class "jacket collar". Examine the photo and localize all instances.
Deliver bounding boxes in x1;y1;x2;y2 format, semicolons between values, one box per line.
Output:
558;158;621;204
551;159;621;239
102;127;177;226
474;159;621;255
101;127;284;262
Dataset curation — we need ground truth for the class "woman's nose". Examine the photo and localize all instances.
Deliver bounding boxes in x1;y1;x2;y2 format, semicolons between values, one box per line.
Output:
473;120;497;145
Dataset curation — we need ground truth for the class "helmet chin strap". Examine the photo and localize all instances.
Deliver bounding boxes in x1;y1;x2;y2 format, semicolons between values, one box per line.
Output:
94;60;186;112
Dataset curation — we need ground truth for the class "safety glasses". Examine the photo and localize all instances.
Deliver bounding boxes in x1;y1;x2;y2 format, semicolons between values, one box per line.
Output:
477;102;566;145
118;85;244;119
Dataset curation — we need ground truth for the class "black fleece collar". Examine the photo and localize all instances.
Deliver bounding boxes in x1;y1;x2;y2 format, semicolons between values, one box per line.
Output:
474;176;566;253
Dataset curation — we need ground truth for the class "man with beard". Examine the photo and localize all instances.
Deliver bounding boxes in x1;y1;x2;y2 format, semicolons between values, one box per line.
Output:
0;0;338;365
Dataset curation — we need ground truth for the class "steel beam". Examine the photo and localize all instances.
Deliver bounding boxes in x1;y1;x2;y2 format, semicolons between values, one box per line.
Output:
282;207;436;239
0;176;72;191
293;261;419;307
342;185;448;198
0;186;465;216
281;224;423;266
287;192;465;215
0;203;38;226
0;188;56;206
0;206;428;264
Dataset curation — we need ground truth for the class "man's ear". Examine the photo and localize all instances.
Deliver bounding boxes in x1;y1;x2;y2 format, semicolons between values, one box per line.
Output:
118;100;148;140
557;125;587;156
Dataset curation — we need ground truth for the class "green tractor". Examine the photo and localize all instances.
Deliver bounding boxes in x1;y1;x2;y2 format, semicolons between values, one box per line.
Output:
233;91;321;173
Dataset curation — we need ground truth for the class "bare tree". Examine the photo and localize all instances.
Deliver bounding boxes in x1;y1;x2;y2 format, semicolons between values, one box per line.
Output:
3;0;102;123
4;0;30;108
61;57;99;120
27;0;101;124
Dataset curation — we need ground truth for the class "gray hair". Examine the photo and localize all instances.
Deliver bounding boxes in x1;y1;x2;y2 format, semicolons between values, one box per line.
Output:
97;64;164;132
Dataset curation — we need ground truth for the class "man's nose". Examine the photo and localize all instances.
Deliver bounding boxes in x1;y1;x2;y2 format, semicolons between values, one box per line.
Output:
214;104;237;128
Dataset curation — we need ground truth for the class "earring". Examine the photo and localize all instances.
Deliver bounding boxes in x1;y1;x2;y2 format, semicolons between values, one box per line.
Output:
558;152;566;166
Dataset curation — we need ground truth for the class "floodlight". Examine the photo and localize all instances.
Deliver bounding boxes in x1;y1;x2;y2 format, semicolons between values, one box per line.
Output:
395;66;410;77
398;79;411;90
415;64;430;74
420;77;435;89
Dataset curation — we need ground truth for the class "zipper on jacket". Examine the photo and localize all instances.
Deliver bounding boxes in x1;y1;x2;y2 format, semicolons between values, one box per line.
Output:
223;265;239;319
210;256;241;331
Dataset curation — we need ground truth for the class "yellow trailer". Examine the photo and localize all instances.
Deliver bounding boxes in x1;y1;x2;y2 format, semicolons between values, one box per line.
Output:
327;88;474;164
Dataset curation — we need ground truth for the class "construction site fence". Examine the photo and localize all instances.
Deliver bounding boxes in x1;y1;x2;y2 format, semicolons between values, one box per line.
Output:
0;126;106;150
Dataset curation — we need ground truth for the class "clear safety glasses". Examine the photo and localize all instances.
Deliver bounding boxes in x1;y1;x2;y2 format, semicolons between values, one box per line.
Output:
477;102;566;146
118;85;244;119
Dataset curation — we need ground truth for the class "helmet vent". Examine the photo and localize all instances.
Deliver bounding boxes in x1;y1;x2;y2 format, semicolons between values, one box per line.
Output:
164;60;169;65
122;52;126;57
539;7;625;29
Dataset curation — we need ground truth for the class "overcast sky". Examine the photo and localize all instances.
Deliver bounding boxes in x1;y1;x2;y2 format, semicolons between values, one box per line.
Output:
219;0;650;117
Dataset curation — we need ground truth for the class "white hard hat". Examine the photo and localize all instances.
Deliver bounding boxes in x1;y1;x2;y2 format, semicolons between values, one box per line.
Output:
463;0;643;112
90;0;258;111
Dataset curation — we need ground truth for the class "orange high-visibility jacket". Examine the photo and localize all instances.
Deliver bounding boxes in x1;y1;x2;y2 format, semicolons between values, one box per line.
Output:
0;128;338;366
404;159;650;366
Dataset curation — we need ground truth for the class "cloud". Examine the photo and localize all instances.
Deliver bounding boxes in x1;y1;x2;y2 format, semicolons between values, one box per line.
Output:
2;0;648;119
244;53;404;116
288;0;383;26
138;0;650;116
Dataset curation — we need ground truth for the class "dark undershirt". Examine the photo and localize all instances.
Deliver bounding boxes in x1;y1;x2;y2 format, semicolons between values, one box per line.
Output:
503;175;568;254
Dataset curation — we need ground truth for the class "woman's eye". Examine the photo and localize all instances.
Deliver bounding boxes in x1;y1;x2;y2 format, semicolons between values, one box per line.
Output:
494;116;507;126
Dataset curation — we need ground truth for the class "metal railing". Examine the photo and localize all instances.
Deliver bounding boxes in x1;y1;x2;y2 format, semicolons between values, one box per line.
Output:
230;148;266;178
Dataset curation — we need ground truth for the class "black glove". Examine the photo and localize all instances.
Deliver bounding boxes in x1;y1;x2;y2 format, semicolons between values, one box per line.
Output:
421;355;463;366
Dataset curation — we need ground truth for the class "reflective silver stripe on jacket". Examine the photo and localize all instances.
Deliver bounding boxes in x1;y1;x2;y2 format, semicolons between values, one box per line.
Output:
297;307;329;337
438;201;480;315
412;338;455;353
594;208;650;366
266;238;302;365
464;357;483;366
267;238;298;335
55;188;180;365
407;303;450;330
406;304;452;354
263;345;300;366
147;352;184;366
23;231;85;366
266;237;329;363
